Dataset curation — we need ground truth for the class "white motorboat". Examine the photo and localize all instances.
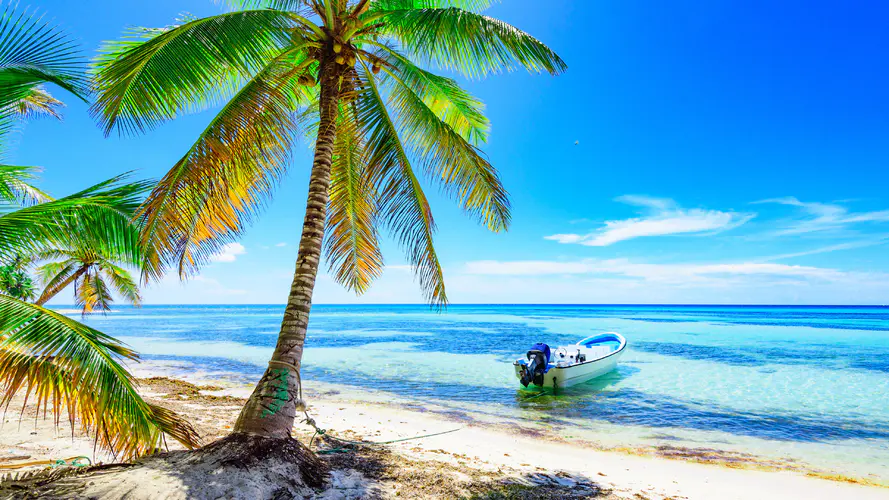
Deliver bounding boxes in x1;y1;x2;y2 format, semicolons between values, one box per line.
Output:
514;332;627;389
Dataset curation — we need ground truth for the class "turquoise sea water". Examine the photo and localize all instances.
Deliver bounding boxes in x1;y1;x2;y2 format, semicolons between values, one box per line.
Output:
73;305;889;483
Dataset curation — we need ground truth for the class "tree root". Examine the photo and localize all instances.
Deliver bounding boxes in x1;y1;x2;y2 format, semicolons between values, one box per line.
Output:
0;433;328;499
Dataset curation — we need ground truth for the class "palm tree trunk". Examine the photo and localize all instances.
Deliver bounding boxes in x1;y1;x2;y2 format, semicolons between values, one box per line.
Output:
233;57;342;438
34;266;86;306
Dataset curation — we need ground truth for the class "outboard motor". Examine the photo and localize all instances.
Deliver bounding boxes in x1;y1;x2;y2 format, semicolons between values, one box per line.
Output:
520;343;551;387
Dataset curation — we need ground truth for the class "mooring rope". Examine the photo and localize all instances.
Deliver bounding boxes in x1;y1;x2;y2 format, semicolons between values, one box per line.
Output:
0;455;91;470
311;426;463;455
268;359;463;455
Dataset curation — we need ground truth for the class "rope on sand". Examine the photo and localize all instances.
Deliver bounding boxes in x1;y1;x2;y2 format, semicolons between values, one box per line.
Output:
0;456;91;470
279;358;462;455
304;413;462;455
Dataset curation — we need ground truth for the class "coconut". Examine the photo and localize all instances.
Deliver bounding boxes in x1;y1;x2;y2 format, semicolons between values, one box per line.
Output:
347;55;356;66
335;55;345;65
333;43;343;54
372;65;381;74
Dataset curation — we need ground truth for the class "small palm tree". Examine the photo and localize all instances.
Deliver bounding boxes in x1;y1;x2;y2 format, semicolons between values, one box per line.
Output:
34;247;142;314
93;0;564;452
0;3;199;459
0;172;200;459
0;254;36;301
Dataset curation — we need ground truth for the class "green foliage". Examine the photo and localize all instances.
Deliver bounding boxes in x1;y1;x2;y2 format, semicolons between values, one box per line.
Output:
0;176;199;457
0;2;87;144
0;256;36;301
34;248;143;314
0;165;52;206
133;47;311;281
91;10;295;136
352;63;447;304
374;7;566;78
93;0;565;306
0;297;200;459
0;175;148;265
12;86;65;121
0;3;198;460
325;121;384;294
371;0;499;13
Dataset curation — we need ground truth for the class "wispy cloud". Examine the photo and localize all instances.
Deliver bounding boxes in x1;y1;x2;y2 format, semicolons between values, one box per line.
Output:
210;243;246;263
545;196;754;246
191;276;247;295
464;258;881;287
763;237;889;261
275;242;287;247
385;264;414;272
754;197;889;235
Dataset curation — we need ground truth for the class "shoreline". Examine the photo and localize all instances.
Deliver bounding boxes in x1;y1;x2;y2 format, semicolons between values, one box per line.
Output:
126;361;888;488
3;365;887;499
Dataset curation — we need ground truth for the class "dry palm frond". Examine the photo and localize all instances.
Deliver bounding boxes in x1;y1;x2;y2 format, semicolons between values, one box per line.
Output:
0;298;200;459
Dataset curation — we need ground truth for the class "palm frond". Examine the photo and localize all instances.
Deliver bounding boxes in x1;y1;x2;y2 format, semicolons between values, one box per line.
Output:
33;248;78;262
75;271;112;315
377;53;510;231
35;260;75;284
136;50;308;282
369;43;489;144
13;86;64;121
370;0;498;12
100;262;142;307
0;165;51;206
0;265;36;301
0;2;87;142
220;0;312;11
34;261;81;305
91;10;295;136
355;65;447;305
325;119;384;294
371;7;566;78
0;176;147;264
0;297;200;459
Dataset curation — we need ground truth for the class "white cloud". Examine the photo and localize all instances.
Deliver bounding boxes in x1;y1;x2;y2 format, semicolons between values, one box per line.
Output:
755;197;889;235
140;274;248;303
616;194;677;211
385;264;414;272
465;260;593;276
275;242;288;247
763;237;889;261
190;276;248;296
464;258;878;287
545;196;754;246
210;243;246;263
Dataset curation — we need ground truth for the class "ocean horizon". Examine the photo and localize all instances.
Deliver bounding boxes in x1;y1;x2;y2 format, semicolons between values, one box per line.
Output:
55;303;889;307
64;303;889;485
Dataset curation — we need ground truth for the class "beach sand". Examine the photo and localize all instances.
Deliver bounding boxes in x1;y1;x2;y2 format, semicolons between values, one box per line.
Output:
0;372;886;499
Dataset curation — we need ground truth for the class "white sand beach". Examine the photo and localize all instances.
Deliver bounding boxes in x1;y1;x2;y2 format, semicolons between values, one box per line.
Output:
0;370;886;500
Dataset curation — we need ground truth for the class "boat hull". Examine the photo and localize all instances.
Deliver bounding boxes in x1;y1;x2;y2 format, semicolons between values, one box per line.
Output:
514;347;624;389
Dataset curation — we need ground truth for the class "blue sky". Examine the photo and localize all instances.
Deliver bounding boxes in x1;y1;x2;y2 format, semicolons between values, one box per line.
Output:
15;0;889;304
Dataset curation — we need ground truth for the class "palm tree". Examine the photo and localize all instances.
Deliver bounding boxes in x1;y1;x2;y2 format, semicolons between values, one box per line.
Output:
0;3;199;459
34;247;142;313
0;173;200;459
93;0;564;452
0;254;37;300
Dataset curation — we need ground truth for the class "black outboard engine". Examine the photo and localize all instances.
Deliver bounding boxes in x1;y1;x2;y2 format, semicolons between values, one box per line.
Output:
520;343;551;387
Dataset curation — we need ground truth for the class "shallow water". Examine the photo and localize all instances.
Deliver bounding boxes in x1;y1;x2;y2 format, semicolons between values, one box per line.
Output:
74;304;889;482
